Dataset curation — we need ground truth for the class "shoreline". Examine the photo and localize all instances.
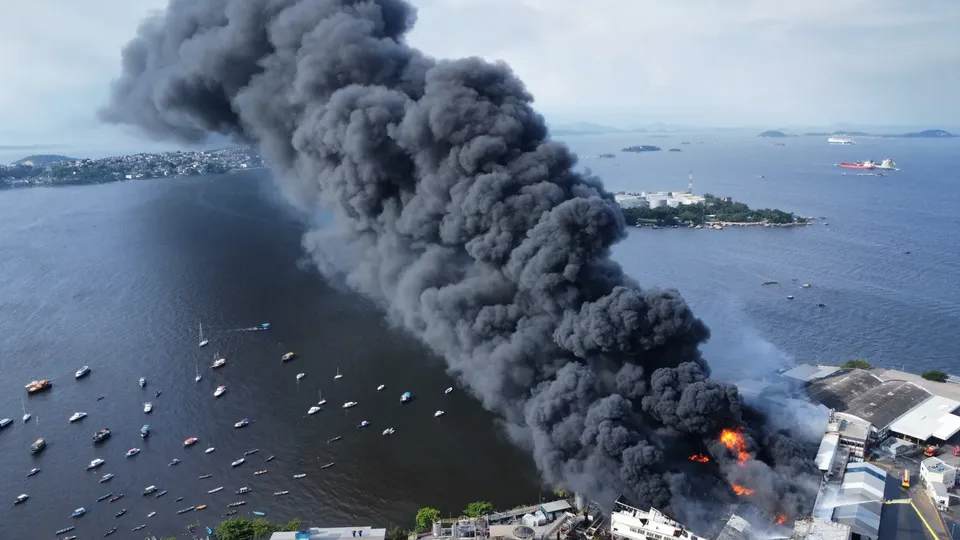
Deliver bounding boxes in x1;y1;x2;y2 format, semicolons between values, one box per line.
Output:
634;220;814;230
0;167;266;191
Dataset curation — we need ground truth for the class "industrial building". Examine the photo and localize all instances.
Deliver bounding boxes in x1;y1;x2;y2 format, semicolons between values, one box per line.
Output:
609;496;708;540
813;462;887;540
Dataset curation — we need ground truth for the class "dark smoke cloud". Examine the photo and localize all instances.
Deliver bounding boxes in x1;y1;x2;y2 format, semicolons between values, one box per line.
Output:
101;0;818;522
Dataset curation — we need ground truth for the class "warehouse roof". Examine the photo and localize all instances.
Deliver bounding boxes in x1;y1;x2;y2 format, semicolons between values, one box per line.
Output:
805;369;883;410
815;433;840;472
843;380;932;431
783;364;841;383
888;395;960;441
871;369;960;402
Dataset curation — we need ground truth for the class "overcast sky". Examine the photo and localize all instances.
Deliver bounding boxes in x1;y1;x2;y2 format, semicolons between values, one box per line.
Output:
1;0;958;157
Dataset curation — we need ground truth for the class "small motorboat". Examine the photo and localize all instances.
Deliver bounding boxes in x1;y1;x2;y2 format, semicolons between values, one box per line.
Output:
327;436;342;443
155;390;162;397
72;507;86;517
401;391;411;403
168;458;180;466
126;448;140;457
93;428;111;442
96;396;105;401
205;447;216;454
208;486;223;494
382;427;395;436
105;527;118;536
308;406;321;415
254;469;267;475
234;417;249;428
132;525;146;531
274;491;290;496
434;410;445;417
212;352;226;369
296;373;305;381
177;506;195;514
88;458;106;470
231;458;245;467
320;462;335;469
281;352;295;362
244;448;259;456
108;494;123;503
214;385;227;397
147;511;156;518
175;497;183;502
28;467;41;477
226;510;238;516
25;379;52;394
30;438;46;454
264;455;275;462
114;509;126;518
787;295;795;300
445;387;453;394
98;492;113;502
56;527;75;536
199;474;213;479
228;501;247;507
142;485;157;495
252;511;266;516
342;401;357;409
155;490;167;498
802;283;811;288
358;420;370;428
143;402;153;413
334;367;342;380
293;473;306;479
377;384;385;391
139;377;146;388
99;473;114;483
818;303;827;308
0;418;11;429
140;424;150;438
259;322;271;330
237;487;251;494
14;493;28;505
75;366;91;379
69;411;87;423
184;437;199;447
196;504;208;510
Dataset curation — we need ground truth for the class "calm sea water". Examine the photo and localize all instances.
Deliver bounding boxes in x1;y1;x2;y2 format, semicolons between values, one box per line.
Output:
1;134;958;537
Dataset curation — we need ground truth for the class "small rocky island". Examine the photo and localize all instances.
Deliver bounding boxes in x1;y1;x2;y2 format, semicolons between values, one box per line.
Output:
757;130;789;138
897;129;955;138
621;145;662;153
598;153;616;159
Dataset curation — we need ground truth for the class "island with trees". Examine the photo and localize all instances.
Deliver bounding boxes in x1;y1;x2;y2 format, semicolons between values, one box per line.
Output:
757;130;789;138
621;193;810;228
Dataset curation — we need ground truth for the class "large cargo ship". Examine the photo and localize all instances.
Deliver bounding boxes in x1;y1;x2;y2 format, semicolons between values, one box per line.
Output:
838;158;898;171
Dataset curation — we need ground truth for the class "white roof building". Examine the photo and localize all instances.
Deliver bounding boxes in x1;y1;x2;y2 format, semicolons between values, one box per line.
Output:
887;395;960;442
610;496;708;540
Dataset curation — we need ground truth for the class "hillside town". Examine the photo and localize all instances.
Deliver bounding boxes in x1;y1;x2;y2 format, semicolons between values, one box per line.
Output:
0;147;264;189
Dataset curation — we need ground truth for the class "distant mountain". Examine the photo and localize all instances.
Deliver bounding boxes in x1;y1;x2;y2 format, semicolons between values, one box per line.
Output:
891;129;956;138
549;122;624;136
13;154;78;166
757;130;789;138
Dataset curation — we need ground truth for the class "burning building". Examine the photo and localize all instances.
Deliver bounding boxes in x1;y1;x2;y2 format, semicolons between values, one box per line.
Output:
609;496;708;540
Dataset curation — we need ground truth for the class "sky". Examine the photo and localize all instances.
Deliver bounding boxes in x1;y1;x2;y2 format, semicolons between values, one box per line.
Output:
1;0;958;159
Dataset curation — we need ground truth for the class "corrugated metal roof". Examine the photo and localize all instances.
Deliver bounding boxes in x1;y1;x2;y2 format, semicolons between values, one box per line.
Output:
816;433;840;471
842;380;931;431
806;369;883;410
888;395;960;441
783;364;842;383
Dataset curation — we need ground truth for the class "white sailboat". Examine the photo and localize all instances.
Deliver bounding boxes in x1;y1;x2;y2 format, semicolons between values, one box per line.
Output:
317;390;326;407
21;398;30;423
334;368;342;380
199;322;209;348
195;364;202;383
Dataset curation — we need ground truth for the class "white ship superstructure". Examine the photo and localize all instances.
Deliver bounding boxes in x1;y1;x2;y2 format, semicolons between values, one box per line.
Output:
610;496;708;540
828;136;855;145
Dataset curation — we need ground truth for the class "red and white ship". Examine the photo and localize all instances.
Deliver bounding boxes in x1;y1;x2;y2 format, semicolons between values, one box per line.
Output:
838;158;898;171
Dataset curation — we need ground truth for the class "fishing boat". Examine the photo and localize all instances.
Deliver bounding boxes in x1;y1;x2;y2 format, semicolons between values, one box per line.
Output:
30;438;46;454
140;424;150;438
342;401;357;409
72;507;86;517
296;373;305;380
208;486;224;494
69;411;87;422
99;473;113;483
114;509;126;518
282;352;295;362
308;406;321;415
98;492;113;502
196;504;208;510
14;494;28;505
334;367;342;380
88;458;105;470
244;448;259;456
377;384;385;391
184;437;199;447
108;494;123;503
274;491;290;496
434;410;445;417
445;387;453;394
132;525;146;531
382;427;395;436
237;487;251;494
199;474;213;479
56;527;75;535
234;417;249;428
142;485;157;495
156;490;168;498
254;469;267;475
143;402;152;413
320;462;335;469
327;436;342;443
401;391;411;403
105;527;118;536
21;398;30;423
228;501;247;507
294;473;306;479
265;455;275;462
253;511;266;516
25;379;52;394
0;418;11;429
358;420;370;428
75;366;91;379
318;390;327;406
168;458;180;466
195;363;202;383
199;322;209;347
231;458;245;467
225;510;238;516
176;497;183;502
139;377;146;388
125;448;140;457
212;351;226;369
787;295;795;300
155;389;162;397
214;385;227;397
206;447;216;454
177;506;195;514
147;511;156;518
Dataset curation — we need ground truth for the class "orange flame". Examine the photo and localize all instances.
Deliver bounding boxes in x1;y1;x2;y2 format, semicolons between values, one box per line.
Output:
719;428;750;466
689;453;710;463
775;513;787;525
731;484;756;496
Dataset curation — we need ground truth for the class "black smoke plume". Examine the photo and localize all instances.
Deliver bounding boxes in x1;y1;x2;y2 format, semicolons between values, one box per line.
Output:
101;0;819;522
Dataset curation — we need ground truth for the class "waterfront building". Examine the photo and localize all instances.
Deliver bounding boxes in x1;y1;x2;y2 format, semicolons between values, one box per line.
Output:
608;496;708;540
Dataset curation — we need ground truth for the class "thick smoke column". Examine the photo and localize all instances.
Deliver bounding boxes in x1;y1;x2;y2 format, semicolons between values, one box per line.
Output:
102;0;819;520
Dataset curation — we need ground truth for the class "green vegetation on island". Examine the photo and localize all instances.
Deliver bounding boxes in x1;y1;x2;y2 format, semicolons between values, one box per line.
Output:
621;193;809;227
13;154;78;166
841;359;872;370
215;516;300;540
757;130;789;138
922;370;949;383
